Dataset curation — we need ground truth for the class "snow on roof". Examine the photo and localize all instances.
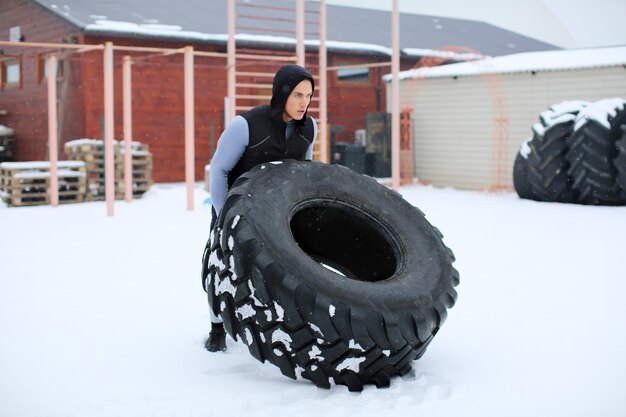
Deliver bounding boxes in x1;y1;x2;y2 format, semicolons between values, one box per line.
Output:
386;46;626;81
84;19;484;58
85;20;228;43
402;48;486;61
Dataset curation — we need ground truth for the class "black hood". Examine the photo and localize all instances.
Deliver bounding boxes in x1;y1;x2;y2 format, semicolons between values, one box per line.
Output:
270;64;315;122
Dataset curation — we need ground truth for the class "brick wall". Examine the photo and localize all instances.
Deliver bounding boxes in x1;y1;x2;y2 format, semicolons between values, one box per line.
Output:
0;0;83;163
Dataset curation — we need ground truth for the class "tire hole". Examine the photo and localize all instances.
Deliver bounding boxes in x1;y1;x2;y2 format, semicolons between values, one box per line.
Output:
290;200;397;282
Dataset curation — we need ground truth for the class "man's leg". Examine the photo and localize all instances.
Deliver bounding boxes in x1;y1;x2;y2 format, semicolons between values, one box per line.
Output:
205;308;227;352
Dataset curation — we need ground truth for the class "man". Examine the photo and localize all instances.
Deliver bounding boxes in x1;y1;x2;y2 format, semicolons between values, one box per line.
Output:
204;64;317;352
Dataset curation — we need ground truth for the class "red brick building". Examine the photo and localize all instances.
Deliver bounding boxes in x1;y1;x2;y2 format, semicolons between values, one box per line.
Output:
0;0;557;182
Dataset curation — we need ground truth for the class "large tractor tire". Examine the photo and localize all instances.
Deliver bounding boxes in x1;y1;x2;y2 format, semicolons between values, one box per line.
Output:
526;101;587;203
527;120;576;202
513;138;536;200
566;99;626;205
203;160;459;391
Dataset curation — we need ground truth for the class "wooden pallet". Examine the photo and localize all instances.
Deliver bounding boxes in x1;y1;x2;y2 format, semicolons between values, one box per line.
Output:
64;139;153;200
66;151;153;165
0;161;86;207
84;181;153;201
64;139;149;154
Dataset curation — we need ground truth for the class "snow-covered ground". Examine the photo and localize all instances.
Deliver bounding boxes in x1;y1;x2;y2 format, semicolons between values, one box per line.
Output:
1;182;625;417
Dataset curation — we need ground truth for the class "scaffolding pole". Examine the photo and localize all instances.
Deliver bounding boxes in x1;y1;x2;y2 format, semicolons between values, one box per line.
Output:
122;56;133;203
184;46;195;211
103;42;115;216
296;0;305;66
319;0;328;163
227;0;236;124
47;55;59;207
391;0;401;190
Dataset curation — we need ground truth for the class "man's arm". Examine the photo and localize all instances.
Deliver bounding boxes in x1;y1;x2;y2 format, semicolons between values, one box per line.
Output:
209;116;249;216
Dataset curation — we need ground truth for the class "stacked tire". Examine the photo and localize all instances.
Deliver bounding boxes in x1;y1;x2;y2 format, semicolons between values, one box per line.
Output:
202;160;459;391
514;98;626;205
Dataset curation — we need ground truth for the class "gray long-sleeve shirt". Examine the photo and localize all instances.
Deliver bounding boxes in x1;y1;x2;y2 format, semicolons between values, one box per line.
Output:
209;115;317;215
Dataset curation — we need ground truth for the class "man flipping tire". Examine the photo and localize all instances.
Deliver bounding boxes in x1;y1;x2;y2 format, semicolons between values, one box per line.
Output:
202;64;317;352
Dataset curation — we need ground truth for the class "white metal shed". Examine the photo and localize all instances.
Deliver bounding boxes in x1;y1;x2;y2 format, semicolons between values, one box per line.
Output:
387;46;626;190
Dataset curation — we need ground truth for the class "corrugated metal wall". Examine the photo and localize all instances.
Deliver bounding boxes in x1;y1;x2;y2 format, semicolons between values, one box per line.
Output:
394;66;626;190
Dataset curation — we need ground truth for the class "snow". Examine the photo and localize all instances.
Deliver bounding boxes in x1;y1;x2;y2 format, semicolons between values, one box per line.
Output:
236;304;255;321
65;138;148;153
532;123;545;137
402;48;486;61
308;345;323;361
271;329;293;352
0;125;14;136
274;302;285;321
231;215;241;230
573;98;626;130
0;160;85;170
348;340;365;352
14;169;86;179
542;100;589;119
83;18;482;59
388;45;626;80
335;356;366;373
519;138;532;158
1;182;626;416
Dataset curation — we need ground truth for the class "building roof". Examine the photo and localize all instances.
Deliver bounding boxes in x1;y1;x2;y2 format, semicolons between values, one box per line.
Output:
31;0;559;58
388;45;626;80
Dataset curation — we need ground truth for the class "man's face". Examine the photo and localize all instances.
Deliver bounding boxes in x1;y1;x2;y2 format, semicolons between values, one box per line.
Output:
283;80;313;122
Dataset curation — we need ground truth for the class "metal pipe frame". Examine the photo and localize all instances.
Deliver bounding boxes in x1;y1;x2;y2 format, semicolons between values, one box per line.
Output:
319;0;328;163
46;55;59;207
122;56;133;203
227;0;236;125
391;0;401;190
296;0;305;66
103;42;115;216
184;46;195;211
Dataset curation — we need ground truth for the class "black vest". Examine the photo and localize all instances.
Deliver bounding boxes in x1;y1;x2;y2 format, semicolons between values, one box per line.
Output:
228;105;314;188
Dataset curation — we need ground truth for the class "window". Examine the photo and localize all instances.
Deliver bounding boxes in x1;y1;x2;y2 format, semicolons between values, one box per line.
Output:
38;56;64;83
6;62;20;84
1;58;22;88
337;66;370;83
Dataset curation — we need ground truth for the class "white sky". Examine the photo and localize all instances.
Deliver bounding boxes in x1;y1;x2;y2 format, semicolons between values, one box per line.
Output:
325;0;626;48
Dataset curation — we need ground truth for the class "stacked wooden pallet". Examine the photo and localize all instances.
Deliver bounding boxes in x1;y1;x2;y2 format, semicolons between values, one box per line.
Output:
0;125;15;162
0;161;86;207
64;139;153;200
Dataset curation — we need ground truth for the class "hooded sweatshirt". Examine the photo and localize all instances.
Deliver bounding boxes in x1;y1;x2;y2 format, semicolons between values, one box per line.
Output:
209;64;317;216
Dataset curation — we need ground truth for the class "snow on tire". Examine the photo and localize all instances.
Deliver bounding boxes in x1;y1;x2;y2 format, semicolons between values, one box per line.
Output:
203;160;459;391
566;98;626;205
